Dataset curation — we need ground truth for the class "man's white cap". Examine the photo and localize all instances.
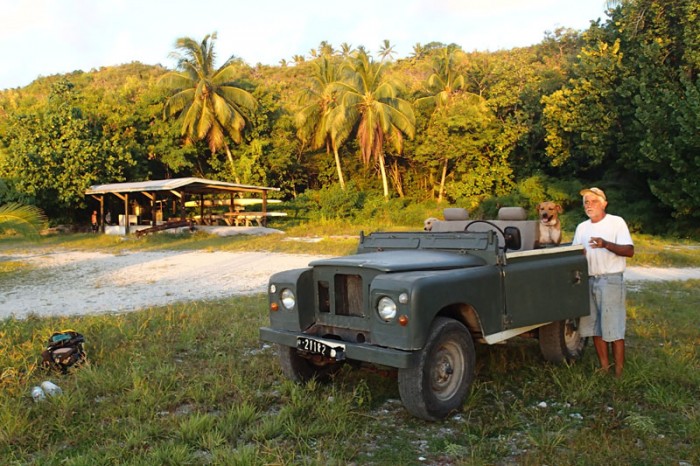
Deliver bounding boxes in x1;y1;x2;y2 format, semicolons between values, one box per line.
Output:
580;187;606;201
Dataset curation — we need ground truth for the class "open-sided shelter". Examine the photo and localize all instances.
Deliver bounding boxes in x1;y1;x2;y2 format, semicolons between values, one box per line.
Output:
85;177;280;234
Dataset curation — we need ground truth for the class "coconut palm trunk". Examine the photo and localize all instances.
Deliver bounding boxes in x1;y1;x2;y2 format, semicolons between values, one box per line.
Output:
224;143;241;184
331;142;346;190
438;157;448;203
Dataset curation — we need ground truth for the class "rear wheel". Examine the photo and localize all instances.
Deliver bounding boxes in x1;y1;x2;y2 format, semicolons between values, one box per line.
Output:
278;344;342;383
398;318;475;421
539;318;585;363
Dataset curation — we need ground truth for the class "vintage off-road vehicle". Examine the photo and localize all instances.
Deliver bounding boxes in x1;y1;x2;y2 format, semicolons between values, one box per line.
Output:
260;207;589;420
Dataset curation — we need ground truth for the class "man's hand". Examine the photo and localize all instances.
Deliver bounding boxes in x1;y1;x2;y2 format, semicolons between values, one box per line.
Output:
589;236;634;257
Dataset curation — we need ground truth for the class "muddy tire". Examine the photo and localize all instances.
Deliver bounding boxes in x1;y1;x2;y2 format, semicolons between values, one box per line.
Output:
398;318;475;421
277;344;342;383
539;318;585;363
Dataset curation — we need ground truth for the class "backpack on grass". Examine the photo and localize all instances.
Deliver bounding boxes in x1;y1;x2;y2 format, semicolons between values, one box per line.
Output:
41;330;87;373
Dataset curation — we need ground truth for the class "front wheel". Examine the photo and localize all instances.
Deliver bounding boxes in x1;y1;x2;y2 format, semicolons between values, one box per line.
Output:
398;318;476;421
539;318;586;363
277;345;342;383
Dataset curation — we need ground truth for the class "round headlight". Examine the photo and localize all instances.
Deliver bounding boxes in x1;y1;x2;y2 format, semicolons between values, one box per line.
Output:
270;284;277;293
377;296;397;322
280;288;296;310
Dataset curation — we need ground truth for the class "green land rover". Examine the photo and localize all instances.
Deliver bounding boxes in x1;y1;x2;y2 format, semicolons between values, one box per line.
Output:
260;207;589;420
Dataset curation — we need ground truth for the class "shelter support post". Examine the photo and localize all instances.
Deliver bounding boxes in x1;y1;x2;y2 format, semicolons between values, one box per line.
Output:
141;191;156;227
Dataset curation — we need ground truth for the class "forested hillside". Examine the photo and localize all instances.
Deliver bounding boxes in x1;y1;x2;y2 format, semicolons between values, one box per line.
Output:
1;0;698;235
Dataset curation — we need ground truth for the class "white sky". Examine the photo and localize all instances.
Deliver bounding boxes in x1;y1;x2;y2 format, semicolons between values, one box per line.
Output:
0;0;609;91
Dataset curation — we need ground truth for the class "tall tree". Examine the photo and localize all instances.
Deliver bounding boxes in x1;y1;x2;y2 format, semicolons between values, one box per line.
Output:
296;56;346;189
339;43;355;58
159;33;258;182
333;50;416;198
378;40;397;61
415;94;505;206
414;46;470;201
0;79;138;214
415;46;467;111
542;0;700;224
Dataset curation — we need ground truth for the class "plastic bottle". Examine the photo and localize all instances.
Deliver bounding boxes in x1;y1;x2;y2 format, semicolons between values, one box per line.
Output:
40;381;62;397
31;386;46;402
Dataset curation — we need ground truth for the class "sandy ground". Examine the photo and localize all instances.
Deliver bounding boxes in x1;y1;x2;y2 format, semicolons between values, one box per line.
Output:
2;248;699;319
1;248;329;319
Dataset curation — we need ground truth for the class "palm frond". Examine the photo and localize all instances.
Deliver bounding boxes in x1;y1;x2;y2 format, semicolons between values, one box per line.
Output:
158;71;194;90
218;86;258;113
0;203;47;239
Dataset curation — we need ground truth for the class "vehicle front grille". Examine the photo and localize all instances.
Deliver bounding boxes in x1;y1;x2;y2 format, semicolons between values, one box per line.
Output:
318;280;330;313
335;274;364;316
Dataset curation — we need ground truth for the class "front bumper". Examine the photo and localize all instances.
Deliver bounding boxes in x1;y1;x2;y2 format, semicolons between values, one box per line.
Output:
259;327;416;369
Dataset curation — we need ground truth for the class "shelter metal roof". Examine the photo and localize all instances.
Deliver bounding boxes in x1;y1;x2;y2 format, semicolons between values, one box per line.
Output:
85;177;280;196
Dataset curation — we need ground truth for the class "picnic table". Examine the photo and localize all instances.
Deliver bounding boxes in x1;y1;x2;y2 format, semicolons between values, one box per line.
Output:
223;212;287;227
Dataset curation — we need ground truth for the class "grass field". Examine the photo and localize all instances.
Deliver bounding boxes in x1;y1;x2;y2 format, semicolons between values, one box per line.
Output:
1;230;699;464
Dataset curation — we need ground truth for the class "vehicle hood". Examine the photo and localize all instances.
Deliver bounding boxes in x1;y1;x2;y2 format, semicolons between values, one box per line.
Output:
308;249;485;273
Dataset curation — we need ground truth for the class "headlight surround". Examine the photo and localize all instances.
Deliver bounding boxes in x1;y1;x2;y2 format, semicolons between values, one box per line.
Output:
377;296;398;322
280;288;296;310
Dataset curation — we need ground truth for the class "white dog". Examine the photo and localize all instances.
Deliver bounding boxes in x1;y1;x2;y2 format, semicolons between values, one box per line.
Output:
424;217;439;231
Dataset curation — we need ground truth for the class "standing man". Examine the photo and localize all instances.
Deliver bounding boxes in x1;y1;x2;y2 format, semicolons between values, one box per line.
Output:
573;187;634;377
91;210;99;233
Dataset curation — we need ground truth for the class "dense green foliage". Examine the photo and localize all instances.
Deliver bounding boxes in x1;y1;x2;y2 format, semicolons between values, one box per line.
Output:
0;0;698;236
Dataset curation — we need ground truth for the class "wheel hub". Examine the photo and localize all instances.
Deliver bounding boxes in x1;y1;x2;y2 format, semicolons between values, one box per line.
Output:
431;344;464;400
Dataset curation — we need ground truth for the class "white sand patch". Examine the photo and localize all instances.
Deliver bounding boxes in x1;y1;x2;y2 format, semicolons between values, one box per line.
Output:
624;266;700;282
1;249;327;319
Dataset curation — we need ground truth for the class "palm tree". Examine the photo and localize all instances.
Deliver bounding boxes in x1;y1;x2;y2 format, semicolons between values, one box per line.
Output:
339;43;355;58
411;43;426;61
414;46;467;111
159;33;258;182
415;46;484;202
378;39;397;61
318;41;335;57
0;203;47;239
296;56;346;189
333;49;415;198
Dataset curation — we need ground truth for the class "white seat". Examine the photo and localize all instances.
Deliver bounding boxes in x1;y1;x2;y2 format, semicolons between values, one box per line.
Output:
430;206;538;251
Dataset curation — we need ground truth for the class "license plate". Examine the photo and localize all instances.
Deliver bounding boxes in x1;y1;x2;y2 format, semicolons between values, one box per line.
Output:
297;337;345;360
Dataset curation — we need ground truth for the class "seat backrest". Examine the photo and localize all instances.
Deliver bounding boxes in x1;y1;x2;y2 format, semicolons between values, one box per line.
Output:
443;208;469;221
497;207;527;221
429;206;538;251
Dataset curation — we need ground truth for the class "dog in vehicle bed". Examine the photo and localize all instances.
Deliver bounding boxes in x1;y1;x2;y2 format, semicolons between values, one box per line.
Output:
424;217;439;231
537;201;562;245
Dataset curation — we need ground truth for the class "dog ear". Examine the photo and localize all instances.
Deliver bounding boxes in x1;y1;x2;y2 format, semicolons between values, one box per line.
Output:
556;204;563;213
537;203;543;210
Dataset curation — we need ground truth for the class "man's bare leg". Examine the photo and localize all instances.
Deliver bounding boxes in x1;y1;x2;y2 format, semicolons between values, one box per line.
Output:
593;336;610;373
612;339;625;377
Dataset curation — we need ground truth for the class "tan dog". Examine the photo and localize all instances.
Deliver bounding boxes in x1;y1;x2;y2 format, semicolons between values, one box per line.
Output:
537;202;562;245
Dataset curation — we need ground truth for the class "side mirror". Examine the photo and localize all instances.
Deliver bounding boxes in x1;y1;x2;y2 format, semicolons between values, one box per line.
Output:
503;226;521;251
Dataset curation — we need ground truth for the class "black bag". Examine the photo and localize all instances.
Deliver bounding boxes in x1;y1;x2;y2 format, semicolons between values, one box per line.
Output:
41;330;87;373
